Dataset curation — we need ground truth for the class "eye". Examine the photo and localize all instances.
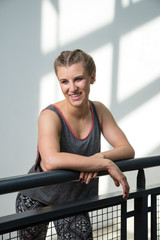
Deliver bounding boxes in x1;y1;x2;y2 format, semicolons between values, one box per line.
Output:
61;80;68;84
75;77;83;82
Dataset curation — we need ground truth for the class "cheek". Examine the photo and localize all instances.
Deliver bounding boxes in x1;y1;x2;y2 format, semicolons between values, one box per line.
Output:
80;81;90;91
84;84;91;94
60;84;67;93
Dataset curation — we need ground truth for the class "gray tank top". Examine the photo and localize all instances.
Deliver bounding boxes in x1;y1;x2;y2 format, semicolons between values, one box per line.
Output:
21;101;101;205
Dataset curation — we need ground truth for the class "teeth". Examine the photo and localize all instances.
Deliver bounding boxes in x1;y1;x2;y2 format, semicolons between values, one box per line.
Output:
71;93;81;97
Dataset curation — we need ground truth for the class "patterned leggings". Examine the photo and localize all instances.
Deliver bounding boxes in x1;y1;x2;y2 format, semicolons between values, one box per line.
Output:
16;194;93;240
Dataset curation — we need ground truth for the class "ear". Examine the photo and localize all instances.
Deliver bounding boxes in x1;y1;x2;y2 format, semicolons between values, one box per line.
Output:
90;72;95;84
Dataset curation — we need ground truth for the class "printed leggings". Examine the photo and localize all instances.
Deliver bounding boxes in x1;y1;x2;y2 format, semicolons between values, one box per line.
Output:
16;194;93;240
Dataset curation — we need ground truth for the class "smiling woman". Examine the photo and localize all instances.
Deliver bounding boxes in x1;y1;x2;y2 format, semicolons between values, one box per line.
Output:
16;49;134;240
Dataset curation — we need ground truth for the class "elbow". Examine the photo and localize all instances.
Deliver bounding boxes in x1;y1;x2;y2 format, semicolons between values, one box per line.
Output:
129;145;135;159
43;163;53;172
41;157;59;172
122;144;135;160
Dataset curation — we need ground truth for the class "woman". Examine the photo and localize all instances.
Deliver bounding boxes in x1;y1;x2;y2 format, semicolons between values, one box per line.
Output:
16;49;135;240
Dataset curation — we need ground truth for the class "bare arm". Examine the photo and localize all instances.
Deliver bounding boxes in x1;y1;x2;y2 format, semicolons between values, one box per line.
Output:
94;101;135;161
80;102;134;187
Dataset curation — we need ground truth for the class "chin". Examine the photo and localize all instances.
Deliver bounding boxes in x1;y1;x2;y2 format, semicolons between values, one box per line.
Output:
68;99;84;107
70;101;82;107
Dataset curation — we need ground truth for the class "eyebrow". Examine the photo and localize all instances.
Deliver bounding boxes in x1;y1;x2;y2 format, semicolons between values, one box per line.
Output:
59;75;84;82
74;75;84;79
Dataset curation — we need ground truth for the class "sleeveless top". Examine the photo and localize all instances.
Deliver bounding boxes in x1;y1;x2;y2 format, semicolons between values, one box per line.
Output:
21;101;101;205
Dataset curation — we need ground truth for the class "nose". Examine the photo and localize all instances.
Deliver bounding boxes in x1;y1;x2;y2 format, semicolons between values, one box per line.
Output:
69;82;78;92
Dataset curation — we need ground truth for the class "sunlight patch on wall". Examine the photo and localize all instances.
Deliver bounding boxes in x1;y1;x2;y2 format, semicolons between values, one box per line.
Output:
117;16;160;102
121;0;130;8
90;44;113;109
118;93;160;158
131;0;142;4
59;0;115;46
41;0;58;54
39;72;64;112
121;0;142;8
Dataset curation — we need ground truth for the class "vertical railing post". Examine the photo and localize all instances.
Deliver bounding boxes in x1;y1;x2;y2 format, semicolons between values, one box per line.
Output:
151;194;157;240
134;169;148;240
121;200;127;240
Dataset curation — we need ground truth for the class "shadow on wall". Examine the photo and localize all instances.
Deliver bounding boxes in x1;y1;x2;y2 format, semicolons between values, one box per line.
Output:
0;0;160;215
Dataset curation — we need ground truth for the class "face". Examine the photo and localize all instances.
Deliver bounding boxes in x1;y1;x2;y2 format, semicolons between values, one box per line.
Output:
56;63;95;107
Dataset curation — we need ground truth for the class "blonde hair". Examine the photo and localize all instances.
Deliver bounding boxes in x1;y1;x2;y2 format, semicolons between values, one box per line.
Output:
54;49;96;77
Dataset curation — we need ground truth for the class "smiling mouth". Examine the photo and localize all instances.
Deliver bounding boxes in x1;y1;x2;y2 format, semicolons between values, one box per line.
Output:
70;92;82;99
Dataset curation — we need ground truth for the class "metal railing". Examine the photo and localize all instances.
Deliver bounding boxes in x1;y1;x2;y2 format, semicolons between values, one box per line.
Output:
0;155;160;239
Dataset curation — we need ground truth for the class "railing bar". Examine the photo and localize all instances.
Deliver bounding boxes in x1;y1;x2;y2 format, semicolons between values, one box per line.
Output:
126;210;135;218
0;156;160;238
0;192;125;234
126;206;152;219
147;206;152;213
0;156;160;195
1;185;159;235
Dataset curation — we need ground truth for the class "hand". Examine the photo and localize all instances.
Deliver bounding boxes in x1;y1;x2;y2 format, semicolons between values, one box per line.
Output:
79;171;98;184
79;153;103;184
107;160;130;199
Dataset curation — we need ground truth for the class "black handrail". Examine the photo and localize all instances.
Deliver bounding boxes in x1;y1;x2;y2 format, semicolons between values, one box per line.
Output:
0;155;160;195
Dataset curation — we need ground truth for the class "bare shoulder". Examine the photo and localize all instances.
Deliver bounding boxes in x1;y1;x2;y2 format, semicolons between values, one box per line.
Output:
93;101;108;111
38;107;62;133
92;101;114;124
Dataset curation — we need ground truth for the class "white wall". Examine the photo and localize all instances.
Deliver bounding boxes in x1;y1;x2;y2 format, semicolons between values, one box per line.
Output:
0;0;160;217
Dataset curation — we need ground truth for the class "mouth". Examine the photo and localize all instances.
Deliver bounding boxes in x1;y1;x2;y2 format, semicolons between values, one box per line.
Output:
69;92;82;100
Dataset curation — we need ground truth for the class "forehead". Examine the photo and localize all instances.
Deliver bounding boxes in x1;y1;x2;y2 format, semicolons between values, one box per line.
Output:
56;63;87;79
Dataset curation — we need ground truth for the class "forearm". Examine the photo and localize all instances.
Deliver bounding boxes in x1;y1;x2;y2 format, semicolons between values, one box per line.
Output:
41;152;111;172
102;145;135;161
40;150;130;199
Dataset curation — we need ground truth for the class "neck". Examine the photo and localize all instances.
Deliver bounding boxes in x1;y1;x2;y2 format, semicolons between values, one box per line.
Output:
64;100;91;119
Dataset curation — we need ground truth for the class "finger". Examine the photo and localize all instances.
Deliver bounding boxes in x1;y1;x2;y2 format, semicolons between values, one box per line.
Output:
84;172;90;183
79;172;85;182
92;172;98;179
83;172;89;183
80;172;88;183
114;179;120;187
120;177;130;199
85;172;93;184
